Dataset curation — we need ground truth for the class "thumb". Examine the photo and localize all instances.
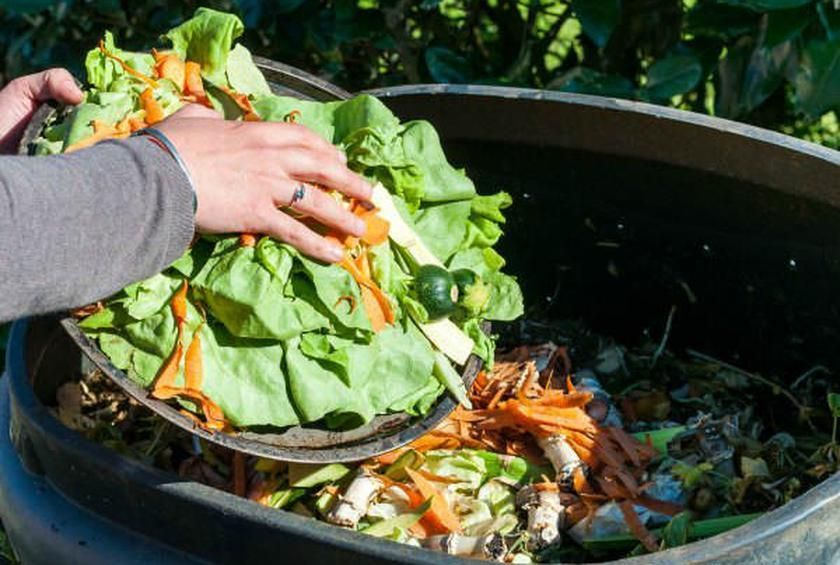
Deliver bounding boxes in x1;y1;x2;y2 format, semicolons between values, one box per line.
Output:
30;68;84;105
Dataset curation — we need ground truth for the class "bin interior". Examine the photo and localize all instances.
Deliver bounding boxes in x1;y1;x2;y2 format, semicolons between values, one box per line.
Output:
14;89;840;564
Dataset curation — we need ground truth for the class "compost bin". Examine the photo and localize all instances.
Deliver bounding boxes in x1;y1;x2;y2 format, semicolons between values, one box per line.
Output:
1;59;839;564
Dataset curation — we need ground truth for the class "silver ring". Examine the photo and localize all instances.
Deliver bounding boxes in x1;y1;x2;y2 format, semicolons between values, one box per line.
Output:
289;183;307;207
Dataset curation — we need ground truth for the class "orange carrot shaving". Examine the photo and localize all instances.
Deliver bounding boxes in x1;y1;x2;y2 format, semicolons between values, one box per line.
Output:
184;61;210;106
64;119;131;153
239;233;257;247
351;206;390;246
99;40;158;88
405;468;462;534
150;282;227;431
338;252;394;331
633;495;683;517
618;500;659;552
140;88;165;125
152;49;186;91
220;86;260;121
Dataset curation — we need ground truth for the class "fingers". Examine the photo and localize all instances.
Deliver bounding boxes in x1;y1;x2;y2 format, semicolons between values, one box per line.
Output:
16;68;84;105
274;149;372;201
274;180;366;237
258;209;345;263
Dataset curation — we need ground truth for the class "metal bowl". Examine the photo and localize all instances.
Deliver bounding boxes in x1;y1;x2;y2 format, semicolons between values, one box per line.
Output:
20;59;483;462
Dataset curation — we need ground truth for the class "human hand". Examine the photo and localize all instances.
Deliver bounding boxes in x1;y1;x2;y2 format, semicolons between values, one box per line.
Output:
155;105;372;263
0;68;84;154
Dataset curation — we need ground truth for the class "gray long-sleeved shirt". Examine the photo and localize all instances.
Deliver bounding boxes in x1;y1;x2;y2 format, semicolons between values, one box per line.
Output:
0;137;195;322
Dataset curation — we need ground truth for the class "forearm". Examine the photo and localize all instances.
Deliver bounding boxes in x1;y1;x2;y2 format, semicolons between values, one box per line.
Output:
0;137;195;322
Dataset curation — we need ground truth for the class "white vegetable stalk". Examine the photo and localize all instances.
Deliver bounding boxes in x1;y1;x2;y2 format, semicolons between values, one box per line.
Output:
516;485;565;551
420;533;507;561
326;468;383;528
537;435;586;484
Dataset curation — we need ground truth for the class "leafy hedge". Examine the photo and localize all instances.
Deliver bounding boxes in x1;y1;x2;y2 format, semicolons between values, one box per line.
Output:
0;0;837;147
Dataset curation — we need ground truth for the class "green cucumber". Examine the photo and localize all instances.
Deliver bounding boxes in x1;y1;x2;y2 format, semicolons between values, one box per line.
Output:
415;265;458;320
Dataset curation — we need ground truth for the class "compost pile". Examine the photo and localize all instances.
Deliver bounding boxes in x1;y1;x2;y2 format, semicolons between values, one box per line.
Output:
42;8;523;433
57;317;839;562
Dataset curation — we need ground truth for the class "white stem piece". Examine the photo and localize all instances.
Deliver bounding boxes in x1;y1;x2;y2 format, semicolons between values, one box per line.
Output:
421;533;507;561
516;485;565;551
537;435;586;483
326;468;384;528
370;183;474;365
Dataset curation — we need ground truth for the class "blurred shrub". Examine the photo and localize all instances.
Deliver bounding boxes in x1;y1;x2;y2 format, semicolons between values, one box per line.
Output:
0;0;837;147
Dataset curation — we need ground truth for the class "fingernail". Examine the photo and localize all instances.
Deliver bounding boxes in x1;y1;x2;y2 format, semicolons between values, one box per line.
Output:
328;245;345;262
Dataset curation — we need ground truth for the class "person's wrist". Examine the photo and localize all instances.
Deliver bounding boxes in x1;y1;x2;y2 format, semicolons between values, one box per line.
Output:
131;128;198;214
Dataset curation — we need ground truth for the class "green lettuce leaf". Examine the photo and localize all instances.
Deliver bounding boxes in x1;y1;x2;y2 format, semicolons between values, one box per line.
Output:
413;200;472;262
84;31;154;91
400;120;476;203
192;239;329;340
225;43;271;96
251;95;338;139
165;7;244;84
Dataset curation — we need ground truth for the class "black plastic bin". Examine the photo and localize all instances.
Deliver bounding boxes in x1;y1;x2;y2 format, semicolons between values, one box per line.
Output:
2;64;839;564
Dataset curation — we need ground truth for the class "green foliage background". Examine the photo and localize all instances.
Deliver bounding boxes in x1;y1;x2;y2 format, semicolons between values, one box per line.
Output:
0;0;837;147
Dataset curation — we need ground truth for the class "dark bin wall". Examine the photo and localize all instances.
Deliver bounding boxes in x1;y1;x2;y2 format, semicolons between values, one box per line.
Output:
370;85;840;380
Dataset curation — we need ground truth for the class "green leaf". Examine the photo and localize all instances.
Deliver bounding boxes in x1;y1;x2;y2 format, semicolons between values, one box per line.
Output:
288;462;351;488
432;350;471;408
384;449;425;480
794;38;840;118
165;8;245;84
267;487;308;509
661;512;692;549
413;201;472;262
401;120;477;203
361;498;433;537
584;513;763;551
572;0;621;48
719;0;814;11
632;426;686;455
483;272;524;322
645;54;704;101
765;6;814;47
817;2;840;40
827;392;840;417
424;46;472;83
686;4;759;41
225;44;271;96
